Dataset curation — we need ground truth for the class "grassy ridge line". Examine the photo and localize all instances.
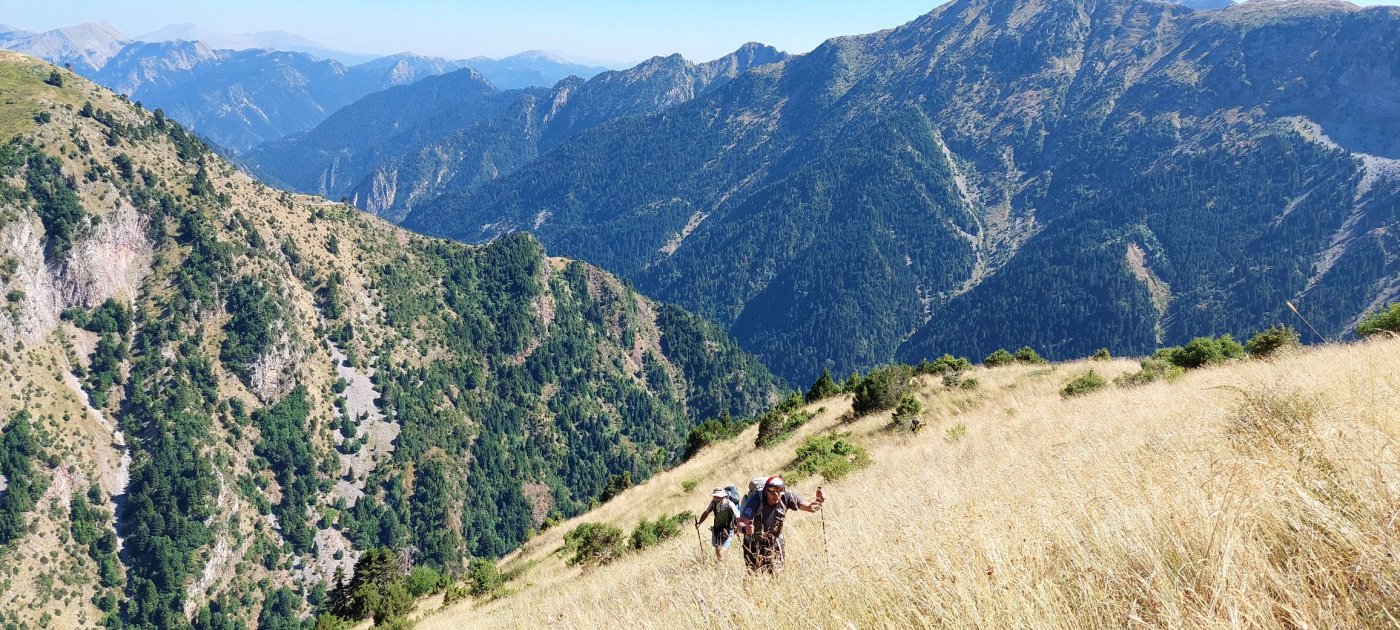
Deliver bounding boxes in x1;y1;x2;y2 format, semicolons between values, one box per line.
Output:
413;339;1400;628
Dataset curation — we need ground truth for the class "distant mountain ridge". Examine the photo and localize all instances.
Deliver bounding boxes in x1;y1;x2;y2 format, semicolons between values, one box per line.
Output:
0;22;127;73
387;0;1400;384
0;22;615;152
246;42;790;221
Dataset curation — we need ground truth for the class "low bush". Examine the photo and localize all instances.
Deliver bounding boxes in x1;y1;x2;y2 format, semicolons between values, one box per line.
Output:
467;558;502;597
562;523;626;567
1061;371;1108;398
684;412;747;459
1115;358;1185;387
1091;348;1112;361
756;409;815;447
1245;325;1301;359
890;394;923;428
983;349;1015;367
850;364;915;415
1356;303;1400;338
916;354;972;375
1157;334;1244;369
629;511;693;551
805;369;843;402
790;433;871;482
403;565;443;598
1014;346;1049;365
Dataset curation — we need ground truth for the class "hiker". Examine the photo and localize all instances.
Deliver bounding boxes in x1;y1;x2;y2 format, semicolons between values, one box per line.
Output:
695;487;740;562
736;476;824;573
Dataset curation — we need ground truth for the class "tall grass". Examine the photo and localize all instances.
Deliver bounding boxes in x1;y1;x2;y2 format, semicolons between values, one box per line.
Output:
417;339;1400;629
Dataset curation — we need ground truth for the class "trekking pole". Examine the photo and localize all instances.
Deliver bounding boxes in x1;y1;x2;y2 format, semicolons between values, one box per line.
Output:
818;486;830;563
1287;301;1327;344
694;520;705;552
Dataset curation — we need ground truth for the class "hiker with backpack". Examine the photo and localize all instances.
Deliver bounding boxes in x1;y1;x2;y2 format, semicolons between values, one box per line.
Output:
695;487;741;562
736;476;824;573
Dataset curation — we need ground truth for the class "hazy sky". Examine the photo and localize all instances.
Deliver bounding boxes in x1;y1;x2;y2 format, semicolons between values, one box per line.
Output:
6;0;1400;64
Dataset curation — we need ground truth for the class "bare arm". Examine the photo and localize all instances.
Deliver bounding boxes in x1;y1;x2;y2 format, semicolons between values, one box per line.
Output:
798;487;826;513
696;503;714;526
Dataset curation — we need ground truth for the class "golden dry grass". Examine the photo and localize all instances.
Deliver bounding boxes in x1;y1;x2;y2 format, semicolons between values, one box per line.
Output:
417;339;1400;629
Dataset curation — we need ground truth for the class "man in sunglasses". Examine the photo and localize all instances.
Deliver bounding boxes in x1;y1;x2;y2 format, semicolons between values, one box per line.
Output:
736;475;825;573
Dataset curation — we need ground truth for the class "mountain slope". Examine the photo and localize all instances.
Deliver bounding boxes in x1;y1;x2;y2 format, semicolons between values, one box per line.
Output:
418;336;1400;628
0;51;777;629
247;43;789;222
400;0;1400;384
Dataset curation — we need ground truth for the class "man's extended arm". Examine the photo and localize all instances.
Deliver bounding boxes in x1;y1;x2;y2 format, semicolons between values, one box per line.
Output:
695;503;714;526
797;487;826;513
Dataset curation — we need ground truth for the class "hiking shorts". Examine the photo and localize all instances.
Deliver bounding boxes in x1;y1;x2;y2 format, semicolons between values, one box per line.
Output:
711;527;734;550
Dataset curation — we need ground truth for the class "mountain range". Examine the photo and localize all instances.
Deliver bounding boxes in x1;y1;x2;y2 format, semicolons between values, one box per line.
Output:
358;0;1399;384
0;23;613;152
245;42;790;221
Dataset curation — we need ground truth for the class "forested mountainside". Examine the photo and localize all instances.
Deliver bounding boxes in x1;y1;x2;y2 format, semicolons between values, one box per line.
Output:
0;52;777;629
389;0;1400;385
246;43;789;222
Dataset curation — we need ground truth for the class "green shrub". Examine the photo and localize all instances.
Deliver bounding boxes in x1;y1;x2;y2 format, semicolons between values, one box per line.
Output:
1157;334;1244;369
890;394;923;428
1061;371;1108;398
1014;346;1049;365
403;565;443;598
804;368;843;402
1115;358;1185;387
983;349;1015;367
467;558;502;597
1357;303;1400;338
1245;325;1301;358
755;409;815;447
681;479;698;493
599;471;632;502
1091;348;1112;361
850;364;915;415
629;511;692;551
945;423;968;443
684;412;747;459
916;354;972;375
442;582;470;606
960;378;979;390
562;522;625;567
790;433;871;482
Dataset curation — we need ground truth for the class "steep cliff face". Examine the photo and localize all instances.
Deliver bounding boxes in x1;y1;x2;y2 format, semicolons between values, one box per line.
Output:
0;51;778;629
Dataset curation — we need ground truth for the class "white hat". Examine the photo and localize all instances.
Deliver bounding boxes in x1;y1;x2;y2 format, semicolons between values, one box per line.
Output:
711;488;727;498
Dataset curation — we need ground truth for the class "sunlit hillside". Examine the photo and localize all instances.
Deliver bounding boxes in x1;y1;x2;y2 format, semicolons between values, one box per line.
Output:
411;337;1400;629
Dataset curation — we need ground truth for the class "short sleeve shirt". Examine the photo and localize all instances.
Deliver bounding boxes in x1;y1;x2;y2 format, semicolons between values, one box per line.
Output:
747;491;802;540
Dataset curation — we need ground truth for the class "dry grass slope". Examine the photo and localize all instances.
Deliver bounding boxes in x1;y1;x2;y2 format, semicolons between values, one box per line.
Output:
414;339;1400;629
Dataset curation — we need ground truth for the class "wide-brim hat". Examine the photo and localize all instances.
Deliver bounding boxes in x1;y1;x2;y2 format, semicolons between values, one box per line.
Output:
711;488;727;498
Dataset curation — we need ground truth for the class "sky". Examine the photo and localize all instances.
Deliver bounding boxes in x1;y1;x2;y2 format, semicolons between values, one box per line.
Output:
2;0;946;64
5;0;1400;64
